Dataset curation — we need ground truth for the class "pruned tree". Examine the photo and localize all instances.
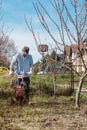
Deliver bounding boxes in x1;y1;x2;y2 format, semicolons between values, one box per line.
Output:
25;0;87;107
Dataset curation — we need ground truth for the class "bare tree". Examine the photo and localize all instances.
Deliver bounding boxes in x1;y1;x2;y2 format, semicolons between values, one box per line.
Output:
25;0;87;107
0;1;17;63
0;32;17;61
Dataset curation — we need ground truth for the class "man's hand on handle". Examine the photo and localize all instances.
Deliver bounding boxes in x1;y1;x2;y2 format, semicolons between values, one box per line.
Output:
9;69;32;77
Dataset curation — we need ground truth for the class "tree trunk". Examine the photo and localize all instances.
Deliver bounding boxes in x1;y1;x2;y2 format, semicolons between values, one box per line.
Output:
52;74;56;97
76;77;84;107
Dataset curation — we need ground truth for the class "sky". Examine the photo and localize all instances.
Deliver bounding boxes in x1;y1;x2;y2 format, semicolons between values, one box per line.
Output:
2;0;54;63
1;0;85;63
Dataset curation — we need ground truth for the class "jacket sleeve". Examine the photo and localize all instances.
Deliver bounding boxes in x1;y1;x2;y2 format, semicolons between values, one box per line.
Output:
10;54;18;71
30;55;33;70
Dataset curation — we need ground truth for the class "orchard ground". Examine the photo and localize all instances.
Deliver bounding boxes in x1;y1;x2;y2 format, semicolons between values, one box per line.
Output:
0;73;87;130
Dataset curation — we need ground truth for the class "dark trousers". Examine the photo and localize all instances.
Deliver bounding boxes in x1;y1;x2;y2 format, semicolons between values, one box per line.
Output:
17;77;30;101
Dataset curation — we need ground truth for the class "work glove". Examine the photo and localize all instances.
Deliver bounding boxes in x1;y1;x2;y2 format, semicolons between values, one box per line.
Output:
26;70;32;75
9;71;14;75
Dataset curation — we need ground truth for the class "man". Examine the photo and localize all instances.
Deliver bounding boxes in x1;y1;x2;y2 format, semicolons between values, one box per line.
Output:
9;46;33;103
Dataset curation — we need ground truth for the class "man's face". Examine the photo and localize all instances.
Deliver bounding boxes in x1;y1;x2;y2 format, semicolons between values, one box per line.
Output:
22;50;27;57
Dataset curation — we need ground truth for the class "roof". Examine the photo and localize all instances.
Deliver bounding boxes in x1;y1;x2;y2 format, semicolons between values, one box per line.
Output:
65;44;87;56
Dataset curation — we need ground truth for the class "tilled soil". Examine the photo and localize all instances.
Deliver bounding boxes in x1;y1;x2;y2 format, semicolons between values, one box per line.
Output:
0;98;87;130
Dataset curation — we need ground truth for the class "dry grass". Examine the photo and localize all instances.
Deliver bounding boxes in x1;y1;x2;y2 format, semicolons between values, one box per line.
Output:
0;95;87;130
0;74;87;130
